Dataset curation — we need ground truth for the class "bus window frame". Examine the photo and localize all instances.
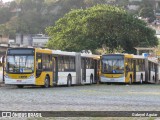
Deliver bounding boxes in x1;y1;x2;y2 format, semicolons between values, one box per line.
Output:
6;54;35;74
42;53;52;71
58;55;76;72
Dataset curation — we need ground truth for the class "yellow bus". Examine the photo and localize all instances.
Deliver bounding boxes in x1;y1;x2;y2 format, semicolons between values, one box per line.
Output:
4;48;99;88
99;53;155;84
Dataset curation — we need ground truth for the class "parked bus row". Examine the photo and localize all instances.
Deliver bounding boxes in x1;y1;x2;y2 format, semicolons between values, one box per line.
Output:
1;48;159;88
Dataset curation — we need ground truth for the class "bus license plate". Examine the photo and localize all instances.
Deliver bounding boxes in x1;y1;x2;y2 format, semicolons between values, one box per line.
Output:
17;80;22;82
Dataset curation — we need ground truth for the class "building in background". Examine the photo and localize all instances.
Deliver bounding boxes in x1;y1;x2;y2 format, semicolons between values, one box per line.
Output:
0;33;50;61
32;34;49;48
0;35;9;45
15;34;49;48
15;33;32;47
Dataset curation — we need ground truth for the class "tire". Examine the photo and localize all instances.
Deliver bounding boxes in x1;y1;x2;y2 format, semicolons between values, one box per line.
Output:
17;85;24;88
67;75;72;87
129;77;132;85
44;76;50;88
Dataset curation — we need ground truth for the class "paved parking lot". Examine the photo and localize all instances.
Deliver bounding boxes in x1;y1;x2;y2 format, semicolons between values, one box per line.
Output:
0;84;160;112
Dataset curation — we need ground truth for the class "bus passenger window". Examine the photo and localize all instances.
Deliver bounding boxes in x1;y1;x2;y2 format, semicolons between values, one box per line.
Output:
36;53;42;70
125;65;130;72
37;59;42;69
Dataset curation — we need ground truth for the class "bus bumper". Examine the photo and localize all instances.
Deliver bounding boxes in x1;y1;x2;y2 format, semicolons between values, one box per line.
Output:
100;76;125;83
4;77;35;85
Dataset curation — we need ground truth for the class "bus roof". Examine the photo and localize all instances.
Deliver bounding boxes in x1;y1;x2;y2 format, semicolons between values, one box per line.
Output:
7;48;100;59
132;55;145;59
124;54;133;58
102;53;147;59
51;50;100;59
52;50;76;56
148;57;159;64
35;48;52;54
81;53;100;59
102;53;132;58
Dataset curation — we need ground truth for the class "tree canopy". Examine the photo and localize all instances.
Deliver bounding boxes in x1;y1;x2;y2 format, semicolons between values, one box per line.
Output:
46;4;158;53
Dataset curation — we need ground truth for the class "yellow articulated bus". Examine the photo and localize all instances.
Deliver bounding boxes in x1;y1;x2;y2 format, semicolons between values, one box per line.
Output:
4;48;100;88
99;53;159;84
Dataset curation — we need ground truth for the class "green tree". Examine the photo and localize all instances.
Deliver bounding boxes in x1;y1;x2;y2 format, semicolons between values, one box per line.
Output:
46;4;158;53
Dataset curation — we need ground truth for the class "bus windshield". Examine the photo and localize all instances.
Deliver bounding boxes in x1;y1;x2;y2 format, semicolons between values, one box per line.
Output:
6;55;34;73
102;55;124;74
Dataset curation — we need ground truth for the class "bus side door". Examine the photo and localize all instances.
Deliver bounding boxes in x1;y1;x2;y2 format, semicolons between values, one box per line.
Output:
133;60;136;82
53;57;58;85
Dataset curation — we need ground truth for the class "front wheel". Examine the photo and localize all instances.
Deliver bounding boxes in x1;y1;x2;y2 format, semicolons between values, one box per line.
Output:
44;77;50;88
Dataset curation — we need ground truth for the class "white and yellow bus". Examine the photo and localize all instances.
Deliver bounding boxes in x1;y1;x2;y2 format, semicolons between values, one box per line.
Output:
100;54;159;84
4;48;100;88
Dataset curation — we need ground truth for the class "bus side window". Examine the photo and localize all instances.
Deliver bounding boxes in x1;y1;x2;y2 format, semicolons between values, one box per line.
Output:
42;54;52;71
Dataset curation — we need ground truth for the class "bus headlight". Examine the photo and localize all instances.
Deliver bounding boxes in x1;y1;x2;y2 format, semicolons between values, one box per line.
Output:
28;74;34;79
4;74;9;78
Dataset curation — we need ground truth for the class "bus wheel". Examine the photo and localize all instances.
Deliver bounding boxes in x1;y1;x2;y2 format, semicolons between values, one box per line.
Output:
129;77;132;85
67;75;72;87
17;85;24;88
44;76;50;88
